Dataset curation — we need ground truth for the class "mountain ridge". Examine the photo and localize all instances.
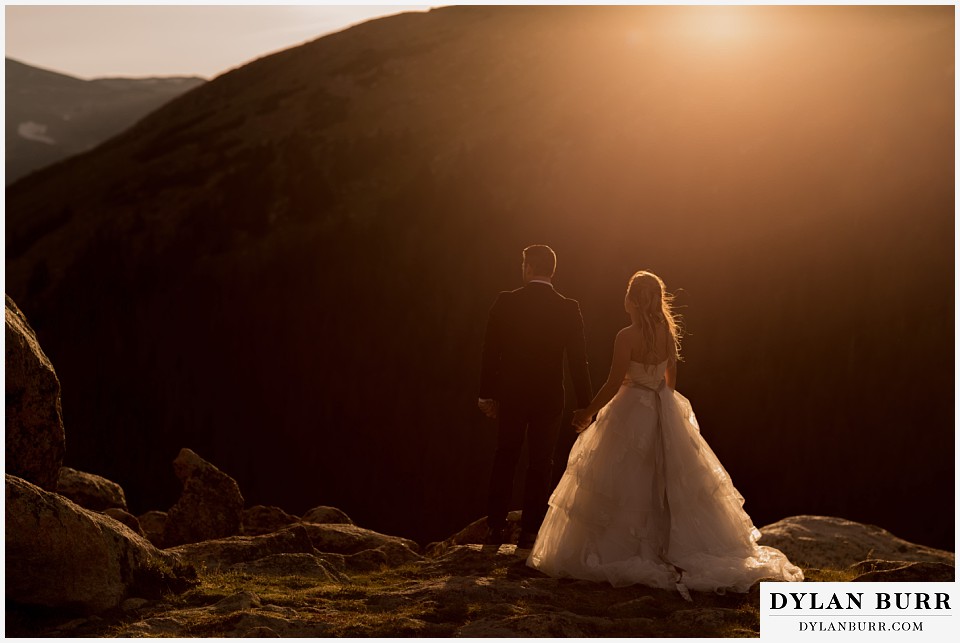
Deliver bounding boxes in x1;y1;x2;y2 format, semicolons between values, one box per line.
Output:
4;5;953;550
5;57;206;184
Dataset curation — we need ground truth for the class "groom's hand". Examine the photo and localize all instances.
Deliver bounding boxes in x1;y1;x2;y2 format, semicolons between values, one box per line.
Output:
478;398;499;419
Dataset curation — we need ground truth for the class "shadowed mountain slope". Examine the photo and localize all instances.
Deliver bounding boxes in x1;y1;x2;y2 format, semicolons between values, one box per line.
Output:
5;5;953;549
5;58;205;184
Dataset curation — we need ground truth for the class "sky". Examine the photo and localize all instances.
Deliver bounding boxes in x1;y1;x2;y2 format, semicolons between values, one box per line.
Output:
4;1;955;80
4;4;435;80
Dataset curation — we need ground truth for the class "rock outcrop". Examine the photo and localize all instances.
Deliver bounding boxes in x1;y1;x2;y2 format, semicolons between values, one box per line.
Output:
757;515;956;570
301;523;421;557
848;559;955;582
302;506;354;525
103;508;146;536
5;295;65;491
6;513;955;637
242;505;300;536
168;521;423;576
164;448;244;547
301;523;423;570
426;510;522;556
138;510;168;547
57;466;128;511
167;525;318;572
5;474;195;612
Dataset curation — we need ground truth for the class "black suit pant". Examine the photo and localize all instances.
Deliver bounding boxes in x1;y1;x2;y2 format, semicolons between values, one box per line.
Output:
486;401;562;535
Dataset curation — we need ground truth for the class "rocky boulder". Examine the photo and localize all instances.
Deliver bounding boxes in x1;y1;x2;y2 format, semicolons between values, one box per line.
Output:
5;295;65;491
301;523;421;557
426;510;522;556
103;508;145;536
164;448;244;547
167;525;318;572
302;506;354;525
139;510;168;547
849;559;955;582
242;505;300;536
344;541;423;571
758;515;955;570
5;474;195;613
57;466;128;511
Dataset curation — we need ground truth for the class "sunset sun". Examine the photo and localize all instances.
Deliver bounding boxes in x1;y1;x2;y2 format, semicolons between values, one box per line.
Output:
677;6;756;44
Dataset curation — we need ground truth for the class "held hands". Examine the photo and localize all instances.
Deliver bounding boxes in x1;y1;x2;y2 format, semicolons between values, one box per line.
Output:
572;409;594;433
478;398;499;420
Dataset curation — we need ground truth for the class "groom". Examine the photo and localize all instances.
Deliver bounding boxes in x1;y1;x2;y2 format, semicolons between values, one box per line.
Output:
478;245;592;548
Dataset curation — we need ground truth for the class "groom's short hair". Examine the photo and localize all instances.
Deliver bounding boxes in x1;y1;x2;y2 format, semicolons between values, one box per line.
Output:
523;245;557;277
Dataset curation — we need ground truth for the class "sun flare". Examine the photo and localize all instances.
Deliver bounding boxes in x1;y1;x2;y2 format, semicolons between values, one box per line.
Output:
679;6;756;44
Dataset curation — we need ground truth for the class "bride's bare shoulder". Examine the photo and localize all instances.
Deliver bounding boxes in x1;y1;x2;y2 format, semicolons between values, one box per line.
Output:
613;326;637;347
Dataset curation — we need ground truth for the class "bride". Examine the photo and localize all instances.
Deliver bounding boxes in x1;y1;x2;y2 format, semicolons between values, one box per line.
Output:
527;270;803;597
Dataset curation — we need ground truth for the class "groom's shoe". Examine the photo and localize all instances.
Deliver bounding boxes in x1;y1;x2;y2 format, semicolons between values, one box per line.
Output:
517;530;538;549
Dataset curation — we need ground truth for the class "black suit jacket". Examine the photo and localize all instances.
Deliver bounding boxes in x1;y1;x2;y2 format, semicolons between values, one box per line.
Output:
479;282;592;413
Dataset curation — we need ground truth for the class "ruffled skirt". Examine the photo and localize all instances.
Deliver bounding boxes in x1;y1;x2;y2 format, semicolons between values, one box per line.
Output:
527;385;803;593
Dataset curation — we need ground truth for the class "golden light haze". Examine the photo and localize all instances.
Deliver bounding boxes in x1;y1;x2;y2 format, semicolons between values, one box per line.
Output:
533;4;953;240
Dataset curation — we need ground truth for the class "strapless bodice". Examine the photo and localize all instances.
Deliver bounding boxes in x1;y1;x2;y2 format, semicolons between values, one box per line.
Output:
623;359;669;390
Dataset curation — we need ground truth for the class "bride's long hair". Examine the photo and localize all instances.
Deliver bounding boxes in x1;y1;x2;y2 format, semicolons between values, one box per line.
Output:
626;270;683;362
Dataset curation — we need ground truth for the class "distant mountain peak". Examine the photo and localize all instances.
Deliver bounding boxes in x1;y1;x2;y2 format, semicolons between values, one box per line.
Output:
5;58;206;184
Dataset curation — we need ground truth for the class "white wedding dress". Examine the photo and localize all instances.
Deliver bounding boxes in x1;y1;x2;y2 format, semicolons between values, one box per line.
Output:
528;359;803;595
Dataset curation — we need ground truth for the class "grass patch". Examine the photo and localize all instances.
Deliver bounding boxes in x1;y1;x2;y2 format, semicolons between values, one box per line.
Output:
803;567;860;583
15;555;874;637
122;561;455;636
